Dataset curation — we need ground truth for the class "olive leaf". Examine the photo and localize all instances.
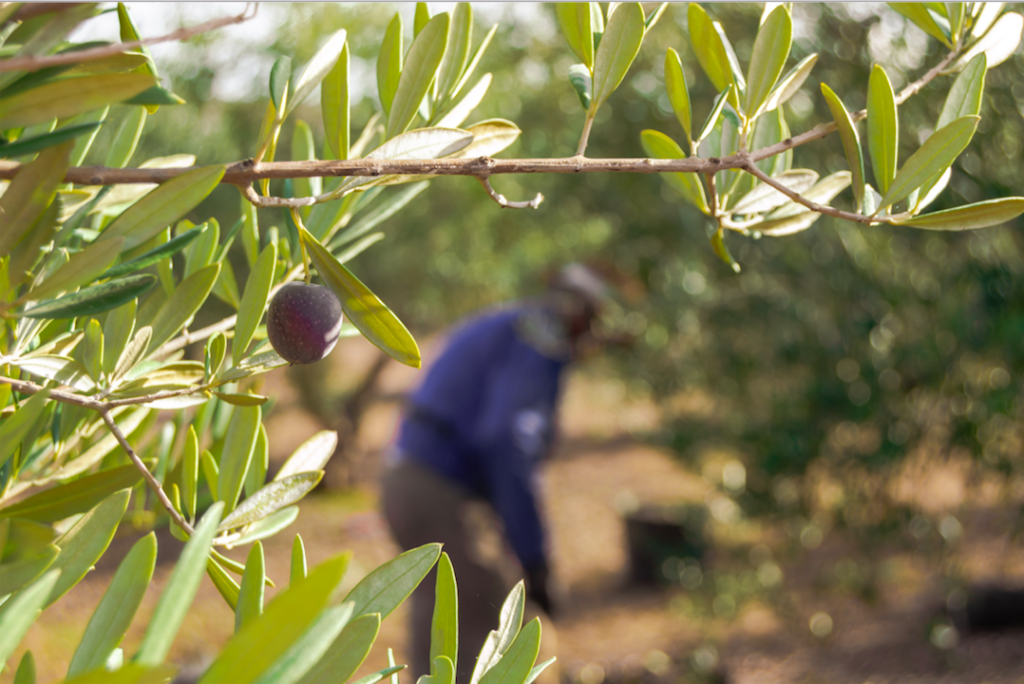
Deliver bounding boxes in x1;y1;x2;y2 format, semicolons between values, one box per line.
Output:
591;2;645;109
387;13;450;138
287;29;347;117
664;48;692;146
821;83;865;210
867;65;899;195
746;5;792;117
878;115;979;210
100;165;226;250
639;129;708;214
300;226;421;368
0;73;156;129
377;13;404;116
234;243;277;361
557;3;595;69
66;533;157;679
893;197;1024;230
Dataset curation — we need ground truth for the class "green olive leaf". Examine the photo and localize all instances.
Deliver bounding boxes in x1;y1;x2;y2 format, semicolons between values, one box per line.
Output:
182;426;199;520
688;4;744;109
0;142;73;255
566;65;592;110
437;3;473;102
0;462;144;523
696;84;734;144
591;2;645;109
235;542;266;633
105;106;147;169
867;64;899;196
269;56;292;112
343;543;441;619
184;220;218;279
763;53;818;112
101;165;225;251
0;544;59;599
66;533;157;679
732;169;819;215
821;83;865;210
557;3;595;69
893;197;1024;230
664;48;692;146
293;611;378;684
230;506;299;547
451;22;498;99
101;224;207;281
887;3;954;47
300;226;421;368
951;11;1022;70
937;53;986;130
288;29;347;117
0;122;103;159
135;502;224;666
469;583;525;684
387;13;449;138
430;553;459;674
0;569;62;666
746;5;792;117
46;489;131;607
878;115;979;210
20;273;155;321
0;73;155;129
276;430;339;482
322;42;350;160
639;129;708;214
26;236;124;302
377;13;404;116
218;405;262;514
234;243;277;361
478;619;542;684
148;263;220;351
435;72;492;128
197;553;351;684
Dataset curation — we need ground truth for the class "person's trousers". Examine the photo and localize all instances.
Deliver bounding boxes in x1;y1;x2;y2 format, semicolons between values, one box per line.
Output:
380;458;514;684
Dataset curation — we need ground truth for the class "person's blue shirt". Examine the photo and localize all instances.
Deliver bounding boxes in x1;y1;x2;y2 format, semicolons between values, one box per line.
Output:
393;303;569;570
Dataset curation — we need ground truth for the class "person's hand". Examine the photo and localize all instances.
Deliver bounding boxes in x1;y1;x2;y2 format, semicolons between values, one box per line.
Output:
525;563;555;616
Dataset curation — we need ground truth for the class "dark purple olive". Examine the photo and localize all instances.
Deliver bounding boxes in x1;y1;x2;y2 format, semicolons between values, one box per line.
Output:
266;282;344;364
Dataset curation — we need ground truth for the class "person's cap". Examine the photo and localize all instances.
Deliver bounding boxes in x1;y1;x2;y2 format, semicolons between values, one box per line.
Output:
549;263;612;310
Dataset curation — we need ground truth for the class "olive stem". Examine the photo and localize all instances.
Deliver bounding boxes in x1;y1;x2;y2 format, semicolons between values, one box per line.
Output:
291;208;314;285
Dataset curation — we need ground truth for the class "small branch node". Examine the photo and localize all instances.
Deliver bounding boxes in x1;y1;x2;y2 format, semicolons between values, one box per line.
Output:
478;177;544;209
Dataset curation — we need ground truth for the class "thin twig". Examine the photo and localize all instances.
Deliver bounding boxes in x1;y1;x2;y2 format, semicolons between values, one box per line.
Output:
705;173;719;216
576;114;596;157
101;409;195;536
0;375;106;409
478;177;544;209
742;161;889;225
0;5;256;72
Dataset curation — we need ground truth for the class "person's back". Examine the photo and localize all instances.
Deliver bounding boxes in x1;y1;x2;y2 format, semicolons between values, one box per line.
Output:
380;265;611;684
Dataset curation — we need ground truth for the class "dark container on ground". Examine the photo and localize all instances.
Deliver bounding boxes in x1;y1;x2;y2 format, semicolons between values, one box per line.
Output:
623;503;708;586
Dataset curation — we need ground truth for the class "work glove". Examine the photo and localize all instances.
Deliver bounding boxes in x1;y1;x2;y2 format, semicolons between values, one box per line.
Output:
524;562;555;616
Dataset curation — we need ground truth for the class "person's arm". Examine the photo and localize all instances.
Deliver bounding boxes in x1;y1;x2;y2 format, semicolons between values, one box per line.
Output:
471;346;561;612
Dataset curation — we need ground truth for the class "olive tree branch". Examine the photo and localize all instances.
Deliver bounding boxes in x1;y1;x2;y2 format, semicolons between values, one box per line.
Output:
101;408;195;537
741;161;891;225
0;4;257;72
0;374;196;535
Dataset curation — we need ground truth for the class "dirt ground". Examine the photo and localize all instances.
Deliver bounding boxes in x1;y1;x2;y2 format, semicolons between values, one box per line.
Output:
6;337;1024;683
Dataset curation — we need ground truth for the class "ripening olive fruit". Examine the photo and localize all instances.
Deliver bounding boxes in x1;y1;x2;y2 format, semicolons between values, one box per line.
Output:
266;282;344;364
